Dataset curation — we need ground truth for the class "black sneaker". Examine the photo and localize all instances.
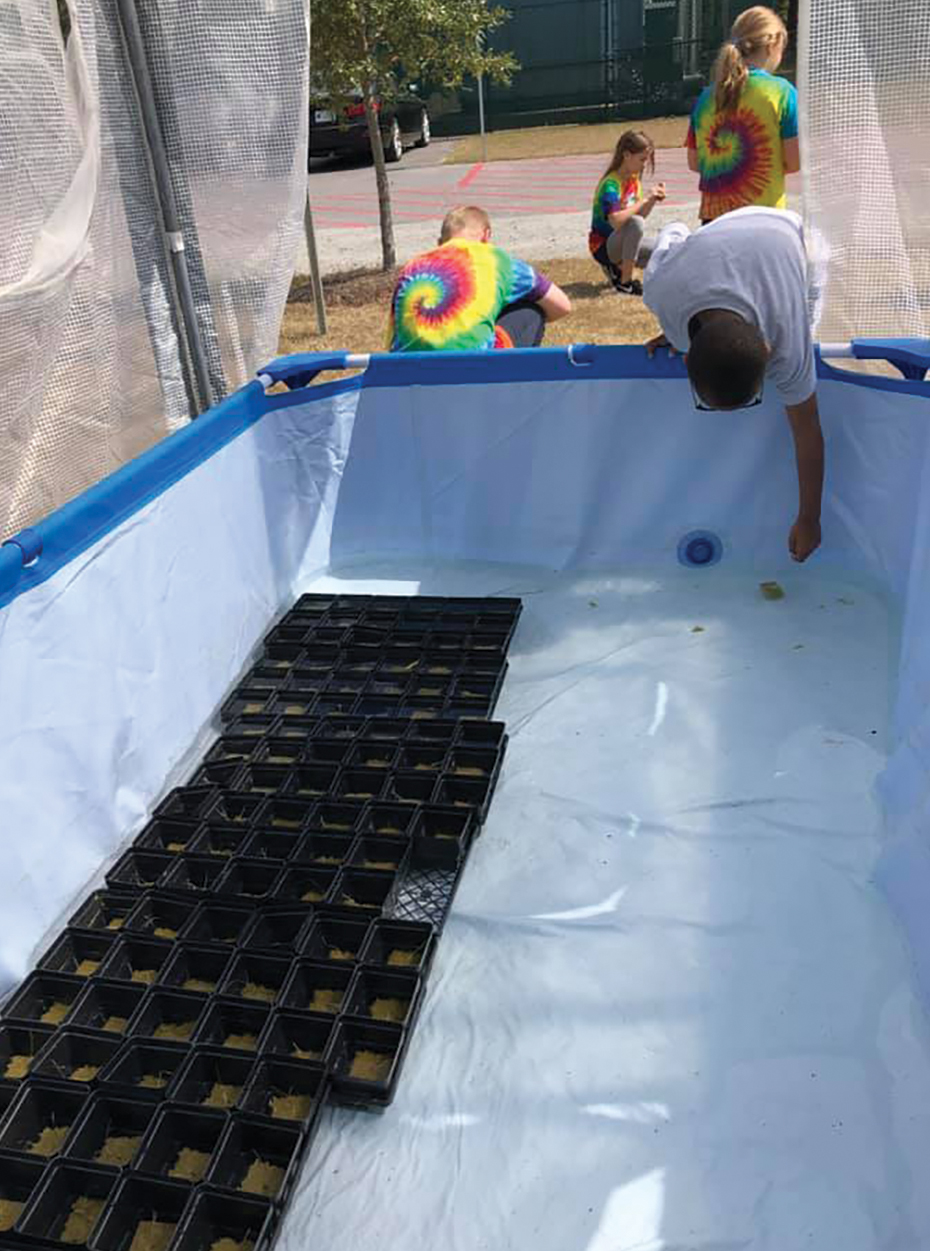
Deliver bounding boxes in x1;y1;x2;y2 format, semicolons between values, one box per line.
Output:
616;278;643;297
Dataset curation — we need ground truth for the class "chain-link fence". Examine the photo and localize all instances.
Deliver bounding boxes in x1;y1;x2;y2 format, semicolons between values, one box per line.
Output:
0;0;308;540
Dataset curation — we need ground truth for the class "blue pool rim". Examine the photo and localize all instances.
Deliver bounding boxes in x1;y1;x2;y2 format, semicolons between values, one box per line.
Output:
678;530;723;568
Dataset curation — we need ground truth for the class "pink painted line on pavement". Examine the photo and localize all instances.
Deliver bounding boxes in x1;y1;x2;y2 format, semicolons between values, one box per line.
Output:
456;162;485;191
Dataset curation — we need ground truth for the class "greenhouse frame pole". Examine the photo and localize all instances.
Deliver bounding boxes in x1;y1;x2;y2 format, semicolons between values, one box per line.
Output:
113;0;214;413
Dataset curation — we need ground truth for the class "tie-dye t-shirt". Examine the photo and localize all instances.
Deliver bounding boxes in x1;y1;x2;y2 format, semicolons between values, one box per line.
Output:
588;173;642;256
686;69;798;222
388;238;550;352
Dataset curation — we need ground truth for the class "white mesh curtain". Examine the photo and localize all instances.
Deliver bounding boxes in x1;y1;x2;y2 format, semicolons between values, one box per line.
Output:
799;0;930;345
0;0;308;540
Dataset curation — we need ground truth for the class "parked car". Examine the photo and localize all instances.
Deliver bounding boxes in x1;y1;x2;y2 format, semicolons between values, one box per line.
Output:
309;90;431;164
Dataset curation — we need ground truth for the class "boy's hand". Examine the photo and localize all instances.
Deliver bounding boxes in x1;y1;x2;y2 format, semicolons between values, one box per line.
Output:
646;333;676;357
789;516;821;562
650;183;667;202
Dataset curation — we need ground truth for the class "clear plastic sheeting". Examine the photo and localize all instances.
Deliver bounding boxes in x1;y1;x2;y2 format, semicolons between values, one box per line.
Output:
799;0;930;343
0;0;308;539
137;0;309;398
281;561;930;1251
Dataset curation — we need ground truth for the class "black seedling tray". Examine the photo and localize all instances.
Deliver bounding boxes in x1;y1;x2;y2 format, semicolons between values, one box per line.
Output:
16;1158;118;1245
91;1173;193;1251
158;946;232;998
240;1058;327;1129
205;1114;302;1205
68;980;147;1039
349;836;409;872
299;914;371;966
167;1048;254;1113
431;775;493;820
283;764;340;800
124;894;194;942
1;972;84;1028
224;715;279;740
330;868;396;914
457;720;506;748
382;773;436;806
257;1012;335;1067
173;1186;273;1251
240;910;314;956
127;991;207;1046
68;891;138;937
290;832;354;867
410;805;474;848
397;744;447;773
343;967;422;1029
272;866;336;906
62;1093;158;1168
0;1023;56;1086
204;736;260;766
161;855;227;896
217;954;292;1009
406;718;458;743
30;1028;122;1086
133;1105;227;1185
134;820;203;856
0;1079;89;1157
346;742;396;770
296;739;351;765
99;936;173;988
359;919;436;973
278;961;351;1017
96;1041;188;1102
309;802;362;834
221;688;273;723
204;793;265;827
384;855;463;931
242;830;297;863
192;1001;270;1056
256;740;306;770
267;692;318;721
37;930;117;980
354;803;415;838
154;787;218;823
234;764;293;797
327;1018;406;1109
106;849;173;893
359;717;408;740
188;761;245;791
258;798;315;833
0;1153;46;1233
332;769;387;803
215;860;284;903
177;903;253;949
187;824;252;860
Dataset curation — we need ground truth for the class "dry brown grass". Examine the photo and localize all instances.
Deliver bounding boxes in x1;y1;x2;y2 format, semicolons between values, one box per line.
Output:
445;117;689;165
281;256;660;357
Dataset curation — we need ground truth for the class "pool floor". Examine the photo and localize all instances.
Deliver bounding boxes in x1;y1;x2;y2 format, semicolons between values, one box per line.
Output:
281;562;930;1251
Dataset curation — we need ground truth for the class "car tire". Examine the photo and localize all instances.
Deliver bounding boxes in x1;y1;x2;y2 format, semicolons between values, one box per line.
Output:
384;119;403;163
415;109;431;148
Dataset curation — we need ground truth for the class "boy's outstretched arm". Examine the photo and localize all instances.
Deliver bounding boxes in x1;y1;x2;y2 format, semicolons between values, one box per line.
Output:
785;393;824;562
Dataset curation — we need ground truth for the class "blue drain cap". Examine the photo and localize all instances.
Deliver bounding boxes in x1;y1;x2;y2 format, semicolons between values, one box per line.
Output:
678;530;722;568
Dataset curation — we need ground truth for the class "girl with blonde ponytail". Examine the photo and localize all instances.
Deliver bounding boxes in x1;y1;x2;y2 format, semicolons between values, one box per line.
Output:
686;5;799;223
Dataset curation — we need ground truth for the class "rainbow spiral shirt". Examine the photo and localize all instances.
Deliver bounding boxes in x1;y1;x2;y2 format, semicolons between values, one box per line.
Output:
686;69;798;222
588;172;642;257
388;238;549;352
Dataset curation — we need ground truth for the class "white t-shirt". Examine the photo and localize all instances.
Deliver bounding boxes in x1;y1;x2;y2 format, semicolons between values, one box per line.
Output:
642;208;817;406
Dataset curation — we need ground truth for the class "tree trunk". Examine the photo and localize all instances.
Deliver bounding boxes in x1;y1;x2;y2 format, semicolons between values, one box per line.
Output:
363;90;396;271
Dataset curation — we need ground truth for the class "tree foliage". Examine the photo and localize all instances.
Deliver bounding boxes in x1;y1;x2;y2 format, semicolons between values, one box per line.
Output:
311;0;518;270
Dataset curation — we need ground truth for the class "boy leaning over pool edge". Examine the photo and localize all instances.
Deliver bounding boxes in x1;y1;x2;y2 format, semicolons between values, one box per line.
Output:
642;207;825;564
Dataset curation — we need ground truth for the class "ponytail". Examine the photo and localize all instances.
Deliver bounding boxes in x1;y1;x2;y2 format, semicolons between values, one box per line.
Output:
713;42;748;113
712;5;787;113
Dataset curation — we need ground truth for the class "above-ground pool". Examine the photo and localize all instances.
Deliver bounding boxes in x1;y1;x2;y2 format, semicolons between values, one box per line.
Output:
2;344;930;1248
